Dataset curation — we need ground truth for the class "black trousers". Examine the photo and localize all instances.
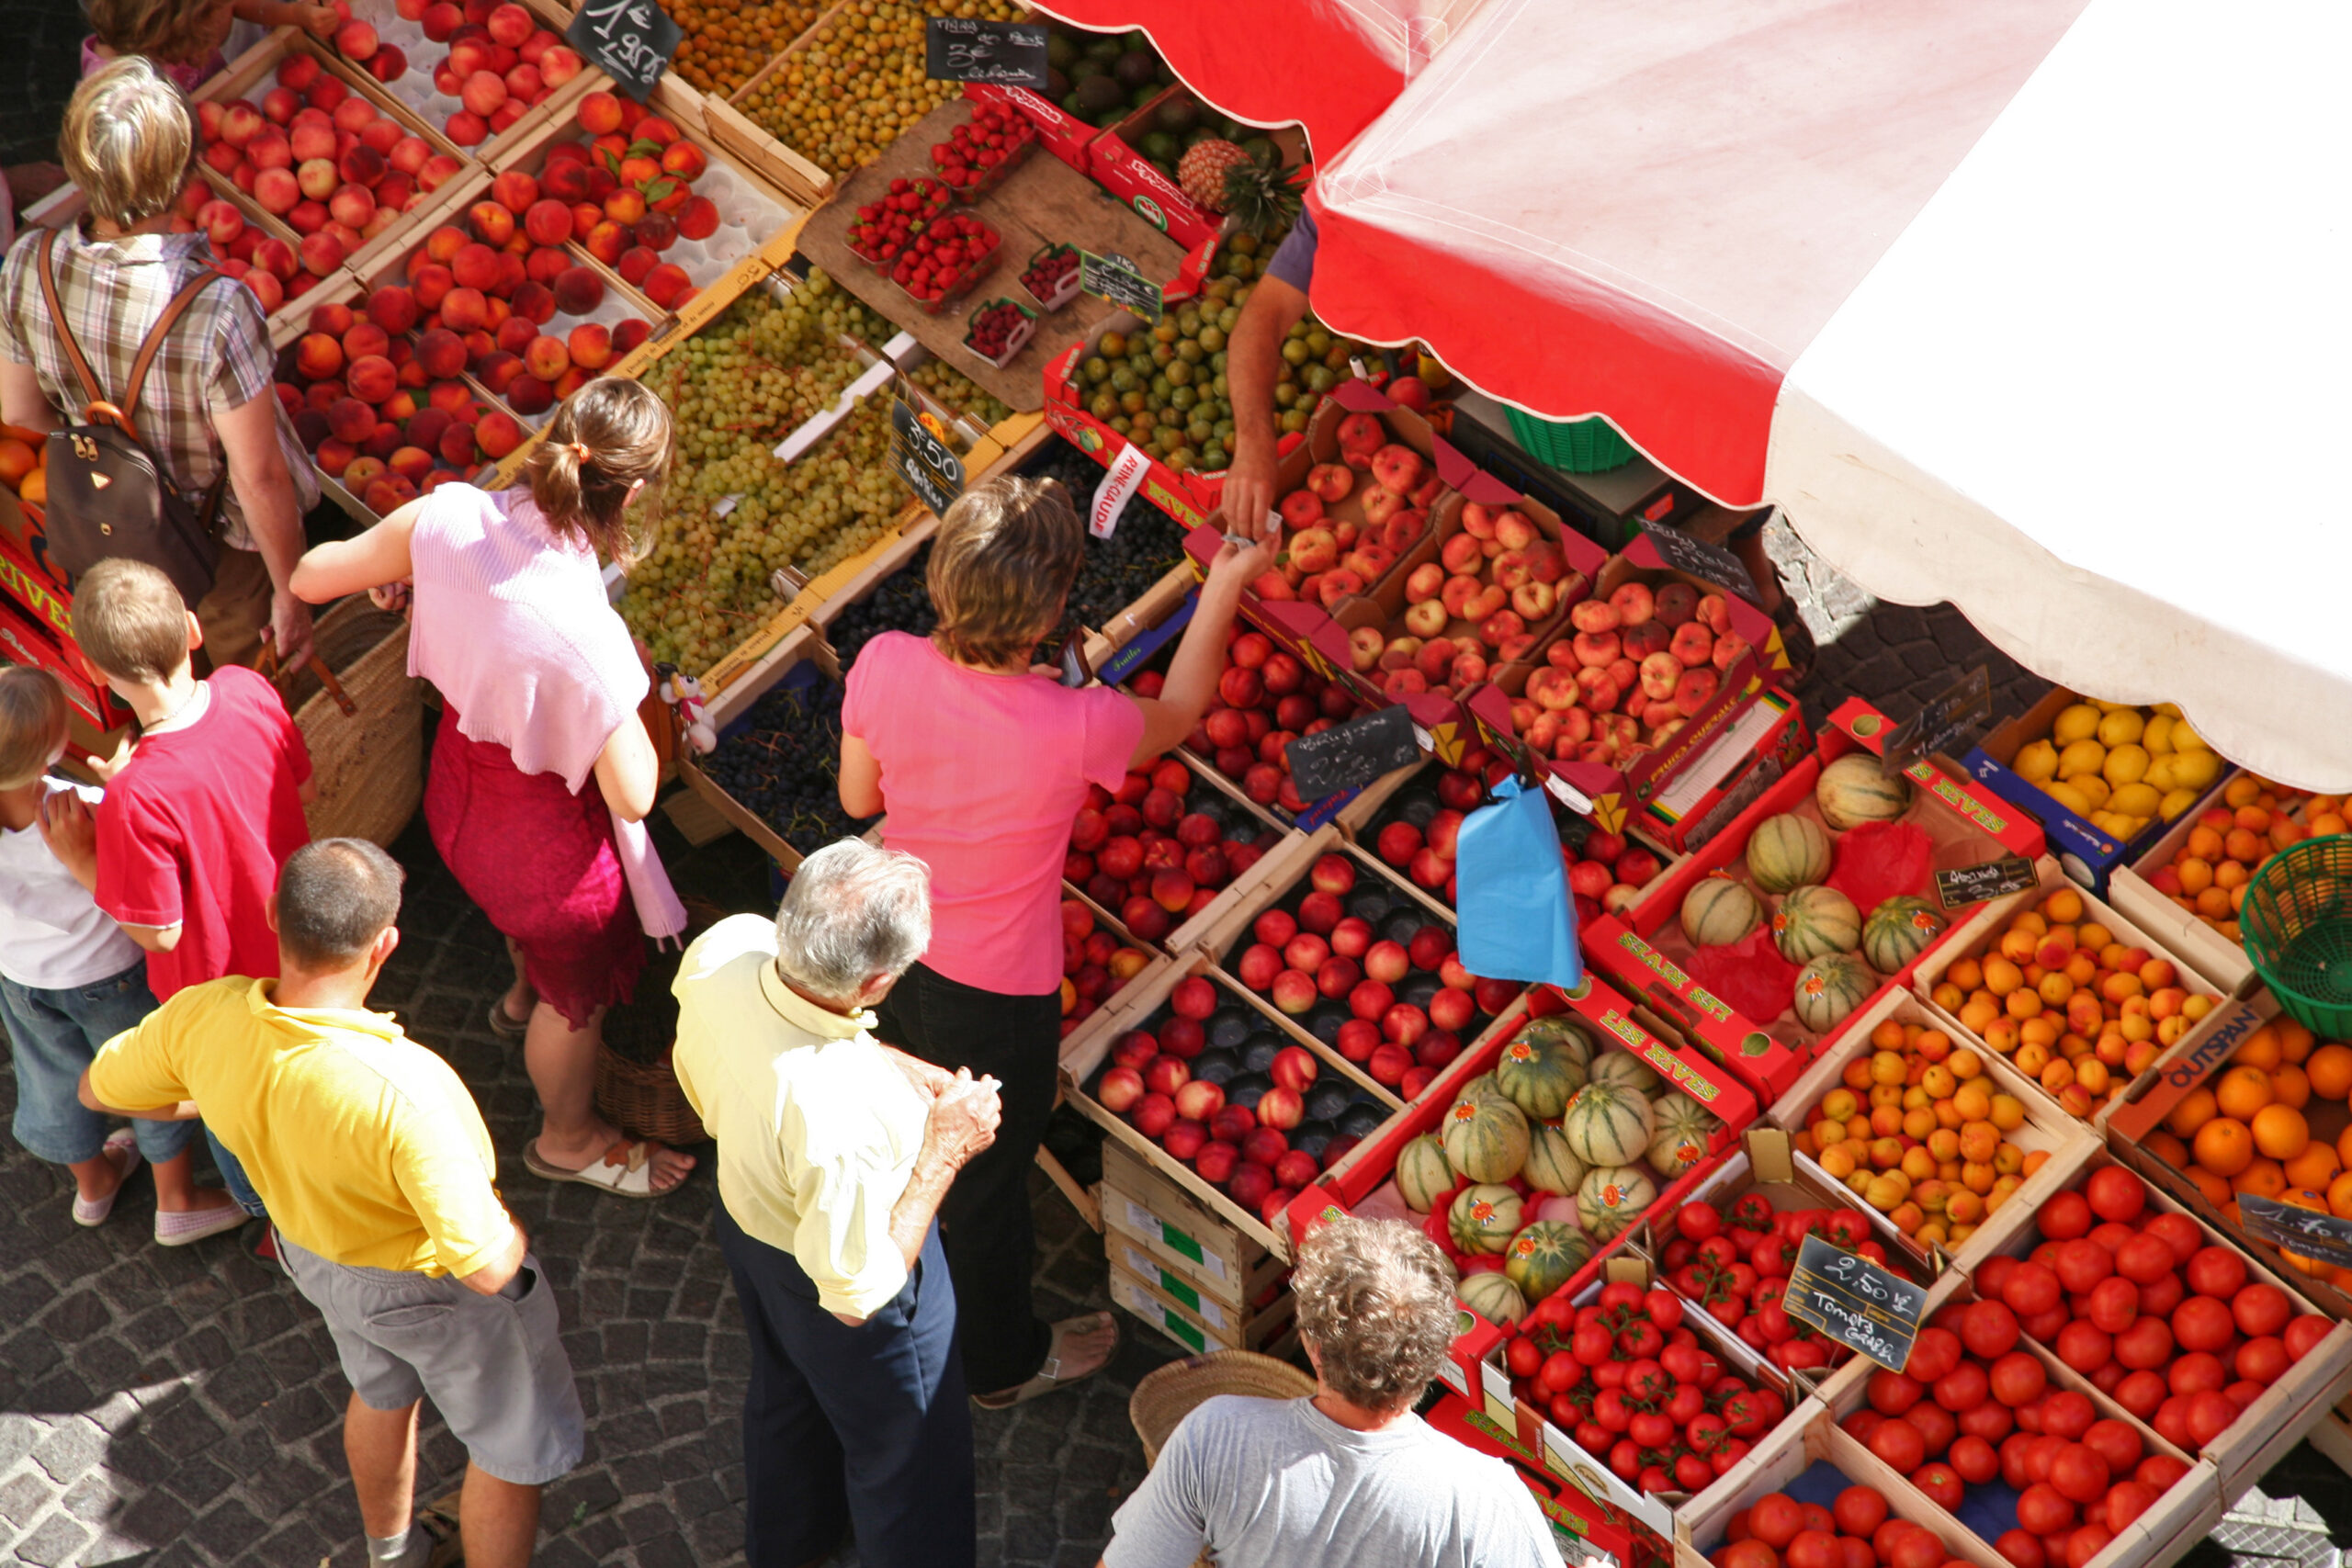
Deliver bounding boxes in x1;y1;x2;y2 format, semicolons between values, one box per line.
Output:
871;960;1061;1395
715;1200;975;1568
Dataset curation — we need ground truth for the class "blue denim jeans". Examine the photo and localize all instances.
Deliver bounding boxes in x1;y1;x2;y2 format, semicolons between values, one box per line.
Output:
0;961;197;1168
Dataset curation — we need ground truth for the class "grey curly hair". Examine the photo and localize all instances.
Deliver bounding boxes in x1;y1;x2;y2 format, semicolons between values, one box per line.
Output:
1292;1215;1458;1414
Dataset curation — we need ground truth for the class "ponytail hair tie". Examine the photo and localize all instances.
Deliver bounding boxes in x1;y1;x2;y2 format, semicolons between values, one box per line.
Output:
566;441;592;461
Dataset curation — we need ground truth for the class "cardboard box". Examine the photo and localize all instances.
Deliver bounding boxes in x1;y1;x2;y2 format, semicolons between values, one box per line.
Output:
1087;86;1309;250
1583;699;2046;1102
1420;1390;1642;1568
1767;986;2099;1270
1464;533;1795;840
2102;769;2312;992
962;81;1101;173
1634;687;1815;856
1958;686;2213;897
1099;1139;1288;1311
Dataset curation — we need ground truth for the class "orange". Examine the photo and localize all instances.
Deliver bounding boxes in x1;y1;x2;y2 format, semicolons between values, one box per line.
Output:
2187;1166;2234;1207
2251;1102;2311;1160
2233;1025;2283;1071
17;467;41;506
2193;1115;2254;1177
2328;1171;2352;1220
2148;1129;2191;1170
2233;1157;2287;1199
2213;1065;2275;1122
2279;1021;2318;1062
2270;1062;2312;1111
2167;1085;2219;1138
2283;1140;2340;1190
0;437;33;490
2306;1043;2352;1100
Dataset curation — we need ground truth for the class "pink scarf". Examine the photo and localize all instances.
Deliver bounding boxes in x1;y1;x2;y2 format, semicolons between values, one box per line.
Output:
407;485;687;942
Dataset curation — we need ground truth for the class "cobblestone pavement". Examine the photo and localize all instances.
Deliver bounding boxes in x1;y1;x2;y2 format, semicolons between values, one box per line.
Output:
2;543;2342;1567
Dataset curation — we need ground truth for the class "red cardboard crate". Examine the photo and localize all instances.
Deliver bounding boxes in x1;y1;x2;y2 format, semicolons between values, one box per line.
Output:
962;81;1100;172
1581;699;2046;1101
1086;86;1309;250
1421;1387;1643;1567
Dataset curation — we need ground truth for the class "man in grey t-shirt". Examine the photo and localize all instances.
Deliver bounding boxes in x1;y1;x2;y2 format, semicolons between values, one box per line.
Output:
1098;1215;1556;1568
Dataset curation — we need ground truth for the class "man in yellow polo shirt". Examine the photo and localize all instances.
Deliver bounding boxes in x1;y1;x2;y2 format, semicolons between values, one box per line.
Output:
673;839;1001;1568
82;839;578;1568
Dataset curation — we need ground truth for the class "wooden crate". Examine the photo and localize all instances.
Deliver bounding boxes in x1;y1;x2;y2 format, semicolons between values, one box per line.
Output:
344;0;601;174
2104;769;2296;992
1106;1252;1294;1356
1767;985;2102;1270
1100;1137;1283;1309
672;626;844;869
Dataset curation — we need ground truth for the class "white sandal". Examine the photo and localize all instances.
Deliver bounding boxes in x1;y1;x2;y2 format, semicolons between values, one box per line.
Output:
973;1312;1119;1409
523;1136;671;1200
73;1129;141;1227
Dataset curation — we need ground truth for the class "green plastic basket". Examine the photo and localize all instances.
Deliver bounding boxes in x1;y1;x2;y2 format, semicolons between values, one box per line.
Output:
1506;407;1637;473
2241;833;2352;1038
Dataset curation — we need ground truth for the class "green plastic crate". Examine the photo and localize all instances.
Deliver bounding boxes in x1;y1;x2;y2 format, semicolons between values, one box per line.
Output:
1506;407;1637;473
2242;834;2352;1038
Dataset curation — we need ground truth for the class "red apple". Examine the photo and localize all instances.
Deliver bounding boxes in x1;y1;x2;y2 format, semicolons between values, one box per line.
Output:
1173;1079;1226;1123
1144;1055;1190;1096
1170;976;1216;1020
1097;1066;1144;1112
1310;854;1357;895
1133;1093;1177;1138
1270;1046;1318;1094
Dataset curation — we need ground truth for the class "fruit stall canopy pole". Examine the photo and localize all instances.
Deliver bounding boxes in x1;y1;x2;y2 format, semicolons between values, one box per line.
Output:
1302;0;2352;790
1023;0;1487;160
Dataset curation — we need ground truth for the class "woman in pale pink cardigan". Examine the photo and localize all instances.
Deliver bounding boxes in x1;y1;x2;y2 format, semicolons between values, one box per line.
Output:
290;378;695;1198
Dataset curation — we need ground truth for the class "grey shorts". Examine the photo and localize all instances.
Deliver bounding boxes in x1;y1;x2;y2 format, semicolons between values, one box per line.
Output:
279;1235;586;1485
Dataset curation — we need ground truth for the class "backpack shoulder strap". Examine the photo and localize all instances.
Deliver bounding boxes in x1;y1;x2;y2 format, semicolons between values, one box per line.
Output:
118;266;228;450
34;230;109;418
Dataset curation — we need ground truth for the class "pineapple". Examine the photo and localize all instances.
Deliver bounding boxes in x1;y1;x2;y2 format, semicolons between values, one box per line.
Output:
1177;139;1302;239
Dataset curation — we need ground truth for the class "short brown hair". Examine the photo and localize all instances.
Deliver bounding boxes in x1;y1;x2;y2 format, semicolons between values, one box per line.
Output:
60;56;198;229
277;839;405;969
926;476;1082;669
1293;1215;1458;1414
0;667;70;789
520;376;673;566
83;0;232;67
72;558;192;682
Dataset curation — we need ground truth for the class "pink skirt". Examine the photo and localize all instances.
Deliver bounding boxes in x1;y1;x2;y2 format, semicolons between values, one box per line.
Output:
425;704;643;1029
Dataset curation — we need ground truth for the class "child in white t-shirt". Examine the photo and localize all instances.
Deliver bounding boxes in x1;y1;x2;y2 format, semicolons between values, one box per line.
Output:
0;668;244;1244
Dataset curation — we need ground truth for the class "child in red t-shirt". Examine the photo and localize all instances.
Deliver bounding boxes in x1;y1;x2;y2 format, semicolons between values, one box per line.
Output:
45;559;313;1219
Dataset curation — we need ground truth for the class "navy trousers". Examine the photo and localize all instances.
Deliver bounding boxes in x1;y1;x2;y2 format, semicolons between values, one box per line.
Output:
714;1197;976;1568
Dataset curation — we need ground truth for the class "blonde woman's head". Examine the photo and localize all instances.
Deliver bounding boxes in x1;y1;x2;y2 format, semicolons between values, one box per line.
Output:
61;56;199;229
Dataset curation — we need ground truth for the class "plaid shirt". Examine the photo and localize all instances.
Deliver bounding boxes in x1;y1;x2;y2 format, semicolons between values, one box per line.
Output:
0;222;318;551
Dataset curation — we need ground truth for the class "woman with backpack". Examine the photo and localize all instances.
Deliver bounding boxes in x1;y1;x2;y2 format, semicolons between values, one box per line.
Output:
0;58;319;673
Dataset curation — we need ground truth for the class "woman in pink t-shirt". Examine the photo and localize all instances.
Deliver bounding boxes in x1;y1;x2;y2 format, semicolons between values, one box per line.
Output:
840;476;1271;1406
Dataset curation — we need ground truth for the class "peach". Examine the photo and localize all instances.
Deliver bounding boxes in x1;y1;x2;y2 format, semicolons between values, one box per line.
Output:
1477;610;1525;651
298;231;345;276
345;354;397;404
484;2;534;44
659;141;707;182
448;243;500;290
566;322;611;369
363;207;402;243
611;319;649;355
1674;667;1720;717
524;334;569;381
368;44;410;85
1712;633;1750;672
1572;630;1619;669
617;154;661;189
338;140;385;186
322;220;364;257
475;410;524;457
297;158;340;201
410;263;454;310
676;196;719;243
483;169;537;213
285;199;328;235
616;246;657;286
510;281;554;325
519;197;571;248
343;321;391;362
1637;652;1683;703
503;63;543;103
1510;581;1555;621
434;422;477;468
1668;621;1714;666
538;45;581;86
1413;637;1455;682
418;154;464;192
1463;584;1507;622
427;379;476;416
326;397;377;445
577;90;622;135
252;237;299;282
1439;534;1483;576
460;71;508;118
194;199;245;249
306;76;350;115
439;287;489;332
552;362;593;398
491;315;535;356
640;265;690;310
363;474;418;514
386;445;434;485
248;129;294;172
582;164;617;202
413;327;466;380
422;0;463;39
311;436;356;476
602;188;646;227
202;141;243;176
492;251;526;298
467;201;514;248
522;247;567;287
335;18;379;59
1568;599;1620;635
445;109;489;147
301;383;345;418
332;97;377;139
470;351;521;394
289;119;338;164
504;375;552;416
220;101;265;147
540;160;589;207
295;333;346;379
632;212;676;254
576;221;623;268
328;184;376;230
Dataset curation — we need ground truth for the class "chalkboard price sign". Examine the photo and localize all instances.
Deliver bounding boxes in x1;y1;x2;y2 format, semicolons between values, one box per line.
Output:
888;396;966;516
1639;520;1752;598
924;17;1049;87
1781;1235;1926;1372
1079;250;1164;326
1882;665;1992;778
1286;705;1420;802
566;0;681;98
1935;854;2039;909
2237;1194;2352;1269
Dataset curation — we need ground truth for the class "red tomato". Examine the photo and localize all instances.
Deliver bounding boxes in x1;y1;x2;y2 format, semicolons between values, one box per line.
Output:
2040;1190;2094;1240
1995;1529;2046;1568
2087;1222;2138;1255
2137;1453;2189;1491
1845;1408;1885;1444
1750;1493;1805;1549
2287;1314;2332;1361
2052;1239;2114;1293
1978;1255;2020;1297
2224;1380;2266;1410
1950;1433;2000;1484
1800;1504;1836;1537
1870;1417;1928;1472
2233;1282;2290;1337
2002;1261;2063;1317
1679;1201;1724;1240
1934;1361;1991;1413
1646;1287;1684;1330
2023;1433;2064;1483
2042;1391;2097;1440
2055;1321;2112;1375
2184;1246;2247;1299
2173;1295;2236;1353
1903;1400;1958;1460
1958;1399;2015;1443
2023;1307;2072;1344
1540;1350;1586;1395
1720;1540;1780;1568
2016;1482;2077;1536
2143;1212;2202;1265
1962;1299;2023;1359
1831;1485;1888;1538
1999;1432;2036;1489
2187;1388;2240;1444
2112;1369;2167;1419
2084;1168;2145;1224
2112;1315;2173;1371
2103;1479;2157;1530
1912;1461;1964;1511
2137;1269;2186;1318
1838;1538;1875;1568
2047;1441;2110;1505
1887;1526;1945;1568
1991;1350;2048;1408
2150;1395;2193;1450
2080;1417;2143;1475
1548;1393;1585;1430
1785;1530;1840;1568
2015;1398;2046;1435
2235;1334;2290;1387
2167;1351;2226;1399
2088;1360;2128;1396
2114;1235;2177;1286
2064;1524;2114;1568
1907;1326;1964;1384
1869;1370;1925;1416
2086;1276;2138;1335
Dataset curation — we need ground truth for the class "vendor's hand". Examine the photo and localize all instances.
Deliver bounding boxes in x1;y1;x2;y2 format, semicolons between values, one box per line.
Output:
1216;435;1281;544
922;1069;1001;1170
37;788;99;885
267;591;315;672
1204;525;1279;602
368;577;413;615
288;2;339;40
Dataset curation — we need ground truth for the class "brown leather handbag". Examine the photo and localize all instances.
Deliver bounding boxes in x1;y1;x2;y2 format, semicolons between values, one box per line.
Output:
34;230;227;605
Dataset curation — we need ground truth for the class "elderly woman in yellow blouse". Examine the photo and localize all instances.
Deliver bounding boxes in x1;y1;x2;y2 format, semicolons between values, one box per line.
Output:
670;840;1001;1568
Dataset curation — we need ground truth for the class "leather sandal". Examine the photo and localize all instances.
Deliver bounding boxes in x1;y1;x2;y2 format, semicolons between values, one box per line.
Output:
973;1312;1118;1409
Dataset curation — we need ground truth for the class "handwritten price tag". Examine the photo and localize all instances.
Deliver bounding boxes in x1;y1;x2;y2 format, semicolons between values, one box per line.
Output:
923;17;1048;87
566;0;681;98
1079;249;1163;326
888;395;966;515
1781;1235;1925;1372
2237;1194;2352;1269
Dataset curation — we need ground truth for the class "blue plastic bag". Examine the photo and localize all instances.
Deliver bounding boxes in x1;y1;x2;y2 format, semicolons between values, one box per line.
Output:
1454;775;1582;990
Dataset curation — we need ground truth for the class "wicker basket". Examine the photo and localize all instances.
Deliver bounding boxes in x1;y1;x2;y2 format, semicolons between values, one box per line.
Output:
2242;834;2352;1037
1129;1350;1315;1466
1506;406;1638;473
594;1043;707;1145
270;598;424;847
